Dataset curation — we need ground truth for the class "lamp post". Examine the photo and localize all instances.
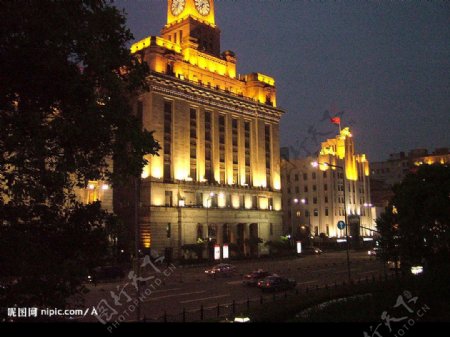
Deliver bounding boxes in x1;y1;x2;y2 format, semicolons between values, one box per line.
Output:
363;203;374;237
311;161;351;282
291;198;299;240
300;198;311;246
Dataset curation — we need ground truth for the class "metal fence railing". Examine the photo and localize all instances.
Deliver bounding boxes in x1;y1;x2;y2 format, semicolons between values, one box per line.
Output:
141;270;402;322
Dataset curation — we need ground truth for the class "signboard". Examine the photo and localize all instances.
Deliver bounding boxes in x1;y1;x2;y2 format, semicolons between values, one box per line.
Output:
214;245;221;260
337;220;346;230
296;241;302;254
222;244;229;259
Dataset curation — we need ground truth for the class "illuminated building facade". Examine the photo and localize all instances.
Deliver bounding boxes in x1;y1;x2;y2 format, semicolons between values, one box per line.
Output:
371;147;450;187
281;127;374;242
370;147;449;209
117;0;284;258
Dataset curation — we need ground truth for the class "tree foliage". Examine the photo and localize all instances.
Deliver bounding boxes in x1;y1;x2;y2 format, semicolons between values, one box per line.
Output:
0;0;160;308
376;165;450;267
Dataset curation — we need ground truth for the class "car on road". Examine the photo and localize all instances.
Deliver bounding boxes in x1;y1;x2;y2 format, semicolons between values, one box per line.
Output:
242;269;273;286
302;247;323;255
368;247;382;257
87;265;126;284
387;259;401;270
257;275;296;292
205;263;236;277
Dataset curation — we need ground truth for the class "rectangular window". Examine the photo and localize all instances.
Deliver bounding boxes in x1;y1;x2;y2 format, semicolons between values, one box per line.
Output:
325;208;329;216
166;223;171;238
303;173;307;181
189;108;197;180
244;121;251;184
165;191;173;207
205;111;212;182
264;124;271;187
163;101;172;181
270;223;273;236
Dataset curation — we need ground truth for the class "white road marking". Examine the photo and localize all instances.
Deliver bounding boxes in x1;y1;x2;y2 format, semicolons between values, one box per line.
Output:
180;294;230;304
358;270;380;275
310;267;337;273
143;290;206;302
297;280;319;285
226;280;244;285
151;288;181;293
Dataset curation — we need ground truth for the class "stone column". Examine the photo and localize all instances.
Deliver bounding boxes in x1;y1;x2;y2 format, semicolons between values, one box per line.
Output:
216;223;223;246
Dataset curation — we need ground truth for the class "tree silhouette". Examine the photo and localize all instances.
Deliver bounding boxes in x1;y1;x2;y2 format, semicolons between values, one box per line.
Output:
0;0;159;309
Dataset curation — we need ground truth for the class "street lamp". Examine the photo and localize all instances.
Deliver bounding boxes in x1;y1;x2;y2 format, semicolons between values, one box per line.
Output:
300;198;311;244
291;198;299;238
311;161;351;282
363;203;373;237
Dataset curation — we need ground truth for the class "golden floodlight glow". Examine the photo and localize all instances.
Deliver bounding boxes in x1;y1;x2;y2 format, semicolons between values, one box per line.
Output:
231;194;240;209
151;165;162;179
257;73;275;86
142;233;151;249
218;192;226;208
130;36;182;54
141;165;150;179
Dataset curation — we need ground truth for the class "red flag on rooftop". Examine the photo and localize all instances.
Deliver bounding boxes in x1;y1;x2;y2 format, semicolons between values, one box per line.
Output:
330;117;341;125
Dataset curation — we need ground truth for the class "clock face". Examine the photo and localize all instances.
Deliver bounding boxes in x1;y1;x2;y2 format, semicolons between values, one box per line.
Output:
194;0;210;16
171;0;186;16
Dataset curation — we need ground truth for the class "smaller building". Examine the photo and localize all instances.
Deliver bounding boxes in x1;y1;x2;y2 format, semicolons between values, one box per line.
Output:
370;147;450;208
281;127;375;245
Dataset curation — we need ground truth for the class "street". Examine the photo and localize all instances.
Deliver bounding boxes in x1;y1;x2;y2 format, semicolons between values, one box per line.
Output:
78;250;391;323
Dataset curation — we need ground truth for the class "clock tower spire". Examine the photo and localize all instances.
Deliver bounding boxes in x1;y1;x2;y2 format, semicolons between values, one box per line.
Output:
163;0;220;56
167;0;215;26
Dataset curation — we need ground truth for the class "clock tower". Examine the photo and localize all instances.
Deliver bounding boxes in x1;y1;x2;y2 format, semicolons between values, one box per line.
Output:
163;0;220;56
126;0;284;259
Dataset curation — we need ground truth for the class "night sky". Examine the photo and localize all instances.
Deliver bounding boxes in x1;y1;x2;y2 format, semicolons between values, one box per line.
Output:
114;0;450;162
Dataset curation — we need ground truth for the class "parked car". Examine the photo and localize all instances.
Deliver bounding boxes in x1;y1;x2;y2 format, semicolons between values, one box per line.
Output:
257;275;296;292
242;269;272;286
302;247;323;255
87;265;126;284
205;263;236;277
